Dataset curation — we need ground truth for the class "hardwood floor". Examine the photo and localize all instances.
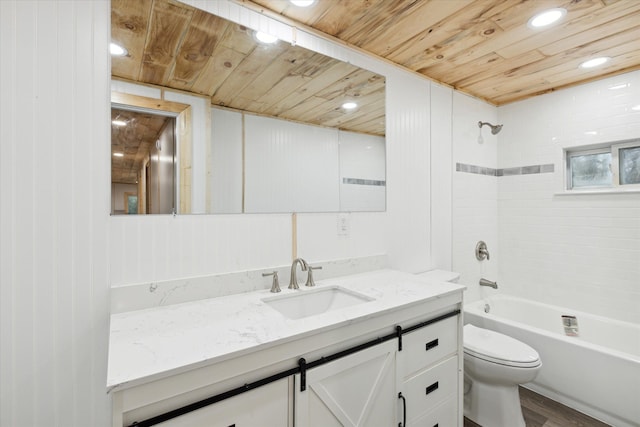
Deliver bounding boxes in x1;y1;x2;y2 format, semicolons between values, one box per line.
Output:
463;387;611;427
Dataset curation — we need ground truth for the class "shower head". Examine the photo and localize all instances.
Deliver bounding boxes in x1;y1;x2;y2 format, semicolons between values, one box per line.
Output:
478;121;503;135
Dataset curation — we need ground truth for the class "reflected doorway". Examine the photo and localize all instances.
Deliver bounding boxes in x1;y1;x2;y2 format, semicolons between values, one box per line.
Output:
111;107;176;214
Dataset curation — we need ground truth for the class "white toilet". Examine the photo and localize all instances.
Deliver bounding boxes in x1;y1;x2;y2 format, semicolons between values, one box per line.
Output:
463;324;541;427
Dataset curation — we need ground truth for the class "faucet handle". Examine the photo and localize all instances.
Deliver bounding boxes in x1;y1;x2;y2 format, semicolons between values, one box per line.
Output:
475;241;490;261
305;265;322;287
263;271;281;293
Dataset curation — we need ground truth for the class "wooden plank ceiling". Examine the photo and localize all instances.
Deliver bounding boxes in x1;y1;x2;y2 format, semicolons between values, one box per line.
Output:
249;0;640;105
111;108;172;184
112;0;640;141
111;0;386;137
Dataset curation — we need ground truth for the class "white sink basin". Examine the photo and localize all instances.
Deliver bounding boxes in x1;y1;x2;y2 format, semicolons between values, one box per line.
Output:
262;286;374;320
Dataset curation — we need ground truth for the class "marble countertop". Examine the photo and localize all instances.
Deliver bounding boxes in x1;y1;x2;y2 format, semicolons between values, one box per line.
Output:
107;269;464;392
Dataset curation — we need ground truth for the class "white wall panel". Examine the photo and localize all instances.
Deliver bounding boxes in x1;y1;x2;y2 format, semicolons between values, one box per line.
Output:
0;1;111;425
384;72;432;272
110;214;292;286
430;83;453;271
296;213;387;263
211;108;243;213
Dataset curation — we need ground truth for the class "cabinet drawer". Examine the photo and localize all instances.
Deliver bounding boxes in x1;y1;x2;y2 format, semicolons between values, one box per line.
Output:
401;356;458;423
400;315;458;378
409;397;457;427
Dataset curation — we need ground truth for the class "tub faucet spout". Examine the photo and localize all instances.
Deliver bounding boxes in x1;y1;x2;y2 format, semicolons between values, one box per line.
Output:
479;278;498;289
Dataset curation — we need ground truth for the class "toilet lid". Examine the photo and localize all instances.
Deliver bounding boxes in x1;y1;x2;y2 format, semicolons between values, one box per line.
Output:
464;324;540;368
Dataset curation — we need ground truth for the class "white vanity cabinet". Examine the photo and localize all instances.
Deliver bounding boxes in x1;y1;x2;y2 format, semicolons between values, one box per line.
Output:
108;271;464;427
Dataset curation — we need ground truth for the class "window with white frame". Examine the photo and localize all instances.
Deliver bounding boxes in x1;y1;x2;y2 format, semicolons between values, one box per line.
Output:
566;139;640;190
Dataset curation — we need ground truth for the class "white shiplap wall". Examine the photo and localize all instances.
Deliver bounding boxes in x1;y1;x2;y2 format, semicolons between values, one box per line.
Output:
0;1;111;426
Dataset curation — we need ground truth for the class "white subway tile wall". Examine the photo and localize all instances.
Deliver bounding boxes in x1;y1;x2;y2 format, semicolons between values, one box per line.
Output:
497;70;640;323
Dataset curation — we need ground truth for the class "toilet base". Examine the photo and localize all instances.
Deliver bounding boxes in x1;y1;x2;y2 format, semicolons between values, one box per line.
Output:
464;376;526;427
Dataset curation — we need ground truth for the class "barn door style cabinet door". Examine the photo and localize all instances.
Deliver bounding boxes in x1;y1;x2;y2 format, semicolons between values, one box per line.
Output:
294;340;398;426
153;379;290;427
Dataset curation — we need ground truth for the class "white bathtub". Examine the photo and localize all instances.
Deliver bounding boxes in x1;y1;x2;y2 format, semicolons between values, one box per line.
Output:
465;295;640;427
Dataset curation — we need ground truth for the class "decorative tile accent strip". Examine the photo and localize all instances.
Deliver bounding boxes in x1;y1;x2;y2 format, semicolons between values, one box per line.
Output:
457;163;554;177
456;163;497;176
343;178;386;186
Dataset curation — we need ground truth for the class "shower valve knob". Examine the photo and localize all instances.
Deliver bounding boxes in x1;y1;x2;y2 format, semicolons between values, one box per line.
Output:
475;241;490;261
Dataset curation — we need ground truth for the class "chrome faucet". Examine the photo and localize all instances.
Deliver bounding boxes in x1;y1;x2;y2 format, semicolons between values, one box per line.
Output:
289;258;308;289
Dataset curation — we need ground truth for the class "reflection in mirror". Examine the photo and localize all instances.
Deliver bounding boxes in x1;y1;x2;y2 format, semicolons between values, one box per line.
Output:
111;0;385;214
111;107;176;215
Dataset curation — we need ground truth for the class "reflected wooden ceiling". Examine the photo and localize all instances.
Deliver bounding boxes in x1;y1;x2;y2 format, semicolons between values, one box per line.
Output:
111;0;385;136
250;0;640;105
111;108;173;184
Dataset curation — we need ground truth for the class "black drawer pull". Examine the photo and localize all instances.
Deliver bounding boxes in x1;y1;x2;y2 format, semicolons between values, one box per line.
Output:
426;381;439;395
433;424;438;427
425;338;439;351
398;392;406;427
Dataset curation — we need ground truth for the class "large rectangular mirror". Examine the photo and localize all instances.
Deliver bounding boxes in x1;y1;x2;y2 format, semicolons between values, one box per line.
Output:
110;0;385;215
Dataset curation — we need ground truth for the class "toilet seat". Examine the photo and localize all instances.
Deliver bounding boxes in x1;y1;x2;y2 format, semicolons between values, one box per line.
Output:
464;324;541;368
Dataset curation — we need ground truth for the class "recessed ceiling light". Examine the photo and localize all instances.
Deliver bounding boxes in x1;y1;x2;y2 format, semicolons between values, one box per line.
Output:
255;31;278;44
528;8;566;28
110;42;128;56
113;152;124;157
112;119;127;126
579;57;611;69
290;0;315;6
342;102;358;110
632;105;640;111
